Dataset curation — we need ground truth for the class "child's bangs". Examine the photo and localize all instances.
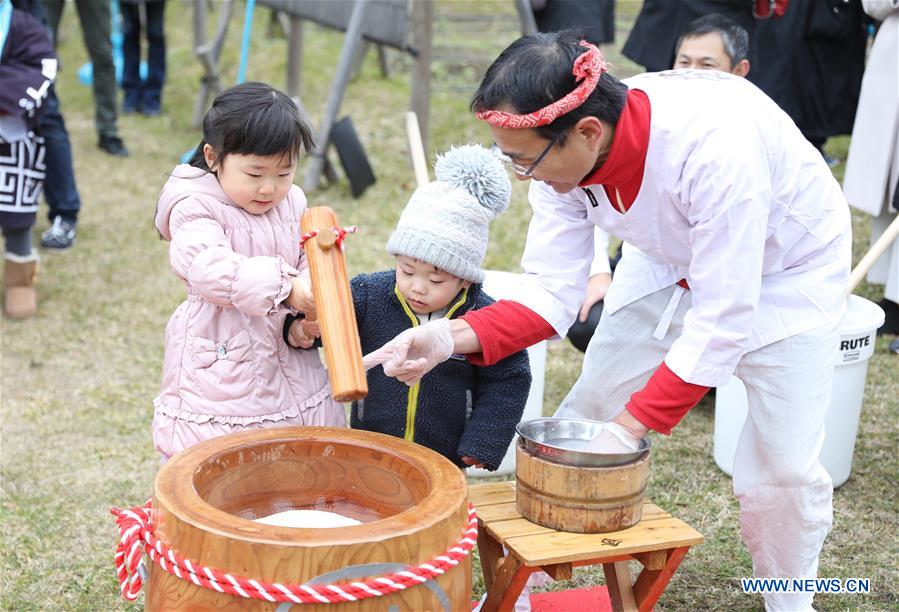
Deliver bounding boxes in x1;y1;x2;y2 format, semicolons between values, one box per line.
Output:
229;102;313;164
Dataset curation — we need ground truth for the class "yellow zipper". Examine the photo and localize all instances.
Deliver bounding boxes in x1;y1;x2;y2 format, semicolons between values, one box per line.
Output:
393;285;469;442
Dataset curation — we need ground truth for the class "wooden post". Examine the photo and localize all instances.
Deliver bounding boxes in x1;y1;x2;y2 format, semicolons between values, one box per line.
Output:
410;0;433;156
514;0;538;35
405;111;430;188
480;554;531;612
191;0;234;128
632;547;690;610
349;41;371;81
292;97;338;184
303;0;370;192
376;44;391;78
300;207;367;402
190;0;209;128
603;561;638;612
286;15;303;99
477;526;506;592
266;8;289;38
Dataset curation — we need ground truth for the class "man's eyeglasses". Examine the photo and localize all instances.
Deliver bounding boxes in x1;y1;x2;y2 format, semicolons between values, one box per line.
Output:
492;137;556;177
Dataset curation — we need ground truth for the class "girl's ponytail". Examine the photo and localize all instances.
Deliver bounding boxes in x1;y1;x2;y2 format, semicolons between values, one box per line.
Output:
186;140;211;171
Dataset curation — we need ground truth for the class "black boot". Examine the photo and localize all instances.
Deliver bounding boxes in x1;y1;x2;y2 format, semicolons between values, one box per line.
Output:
877;299;899;336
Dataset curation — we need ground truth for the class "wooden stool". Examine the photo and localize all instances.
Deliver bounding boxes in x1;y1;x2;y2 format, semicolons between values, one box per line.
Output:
470;481;704;612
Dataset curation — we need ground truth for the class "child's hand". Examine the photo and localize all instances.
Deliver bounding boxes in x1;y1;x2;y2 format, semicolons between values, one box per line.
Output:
286;277;316;317
286;318;315;349
461;456;484;469
300;318;321;340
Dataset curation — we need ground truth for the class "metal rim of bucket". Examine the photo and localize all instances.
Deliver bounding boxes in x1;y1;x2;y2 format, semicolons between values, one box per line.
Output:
516;417;652;467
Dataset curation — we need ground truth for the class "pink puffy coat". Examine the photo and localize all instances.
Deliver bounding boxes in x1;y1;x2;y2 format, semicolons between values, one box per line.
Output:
152;165;345;459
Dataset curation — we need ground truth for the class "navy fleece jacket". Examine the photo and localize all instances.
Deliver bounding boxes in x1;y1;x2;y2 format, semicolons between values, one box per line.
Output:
350;271;531;470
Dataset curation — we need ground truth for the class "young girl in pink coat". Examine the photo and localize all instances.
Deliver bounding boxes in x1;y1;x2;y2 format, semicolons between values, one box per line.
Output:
152;82;345;460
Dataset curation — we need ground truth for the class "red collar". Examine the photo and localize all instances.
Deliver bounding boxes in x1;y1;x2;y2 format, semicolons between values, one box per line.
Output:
579;89;651;212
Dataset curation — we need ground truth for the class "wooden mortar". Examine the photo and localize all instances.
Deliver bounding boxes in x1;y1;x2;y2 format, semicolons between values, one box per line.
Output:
515;440;650;533
147;427;471;610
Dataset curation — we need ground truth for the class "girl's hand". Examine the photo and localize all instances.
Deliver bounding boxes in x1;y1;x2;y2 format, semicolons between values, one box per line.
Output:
286;277;316;317
461;456;484;469
286;318;315;349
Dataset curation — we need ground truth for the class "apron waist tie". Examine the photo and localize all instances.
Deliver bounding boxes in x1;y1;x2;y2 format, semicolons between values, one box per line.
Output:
652;284;686;340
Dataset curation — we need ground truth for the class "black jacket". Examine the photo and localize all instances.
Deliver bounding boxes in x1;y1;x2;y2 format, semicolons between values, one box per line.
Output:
0;6;55;230
350;271;531;471
0;7;55;124
621;0;868;145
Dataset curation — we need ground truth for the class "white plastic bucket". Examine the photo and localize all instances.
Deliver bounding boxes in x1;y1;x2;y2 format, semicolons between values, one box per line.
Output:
467;270;547;477
713;295;885;488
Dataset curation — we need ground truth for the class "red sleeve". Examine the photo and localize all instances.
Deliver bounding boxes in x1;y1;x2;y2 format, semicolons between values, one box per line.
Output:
460;300;556;366
625;362;710;435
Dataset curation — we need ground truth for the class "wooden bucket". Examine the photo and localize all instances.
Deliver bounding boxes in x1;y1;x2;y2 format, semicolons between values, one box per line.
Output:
147;427;471;611
515;440;650;533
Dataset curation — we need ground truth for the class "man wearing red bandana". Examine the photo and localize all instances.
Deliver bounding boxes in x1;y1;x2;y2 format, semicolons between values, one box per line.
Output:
364;31;851;611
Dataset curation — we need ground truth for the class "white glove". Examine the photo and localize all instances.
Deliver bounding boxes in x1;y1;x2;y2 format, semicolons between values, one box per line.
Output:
362;318;455;386
585;422;641;454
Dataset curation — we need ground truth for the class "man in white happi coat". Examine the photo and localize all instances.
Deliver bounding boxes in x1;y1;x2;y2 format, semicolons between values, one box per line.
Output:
365;31;851;611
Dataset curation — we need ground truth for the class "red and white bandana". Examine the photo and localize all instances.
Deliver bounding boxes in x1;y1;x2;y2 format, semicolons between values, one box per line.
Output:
476;41;608;129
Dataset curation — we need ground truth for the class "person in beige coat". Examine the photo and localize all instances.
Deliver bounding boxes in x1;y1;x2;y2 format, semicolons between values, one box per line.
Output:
843;0;899;353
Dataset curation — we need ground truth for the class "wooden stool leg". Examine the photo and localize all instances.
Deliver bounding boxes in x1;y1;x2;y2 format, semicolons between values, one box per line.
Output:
603;560;638;612
477;525;505;592
481;554;531;612
633;546;690;612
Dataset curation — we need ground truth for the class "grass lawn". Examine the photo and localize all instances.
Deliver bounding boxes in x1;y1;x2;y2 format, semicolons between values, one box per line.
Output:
1;2;896;610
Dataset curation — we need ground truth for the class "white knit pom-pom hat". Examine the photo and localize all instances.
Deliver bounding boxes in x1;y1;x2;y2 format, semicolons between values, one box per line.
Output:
386;144;511;283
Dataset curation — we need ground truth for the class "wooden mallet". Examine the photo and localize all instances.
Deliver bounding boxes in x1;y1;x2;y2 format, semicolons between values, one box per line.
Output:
301;206;367;401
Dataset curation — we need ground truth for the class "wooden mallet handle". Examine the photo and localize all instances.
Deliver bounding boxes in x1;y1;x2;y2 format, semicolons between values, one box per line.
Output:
301;207;367;402
405;111;430;188
847;213;899;295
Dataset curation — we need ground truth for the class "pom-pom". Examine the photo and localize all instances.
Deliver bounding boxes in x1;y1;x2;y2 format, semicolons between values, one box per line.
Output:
434;145;511;218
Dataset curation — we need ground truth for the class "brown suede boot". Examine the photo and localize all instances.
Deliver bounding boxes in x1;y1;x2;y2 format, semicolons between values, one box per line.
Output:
4;254;38;319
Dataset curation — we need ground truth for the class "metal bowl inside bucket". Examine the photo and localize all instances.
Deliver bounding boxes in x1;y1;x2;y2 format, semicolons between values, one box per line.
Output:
516;417;651;467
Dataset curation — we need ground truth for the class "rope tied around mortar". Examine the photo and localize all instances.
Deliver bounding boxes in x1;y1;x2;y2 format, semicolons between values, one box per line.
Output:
110;502;478;604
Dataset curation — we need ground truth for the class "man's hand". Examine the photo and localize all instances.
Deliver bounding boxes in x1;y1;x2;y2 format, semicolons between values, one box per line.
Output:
585;421;642;453
579;272;612;322
362;318;455;386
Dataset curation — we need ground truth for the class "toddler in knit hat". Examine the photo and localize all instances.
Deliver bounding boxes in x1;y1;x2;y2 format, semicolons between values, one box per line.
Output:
386;143;512;288
321;144;531;471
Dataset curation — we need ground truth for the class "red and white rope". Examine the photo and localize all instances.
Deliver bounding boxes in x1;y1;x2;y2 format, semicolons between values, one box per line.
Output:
111;502;477;604
299;226;358;251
